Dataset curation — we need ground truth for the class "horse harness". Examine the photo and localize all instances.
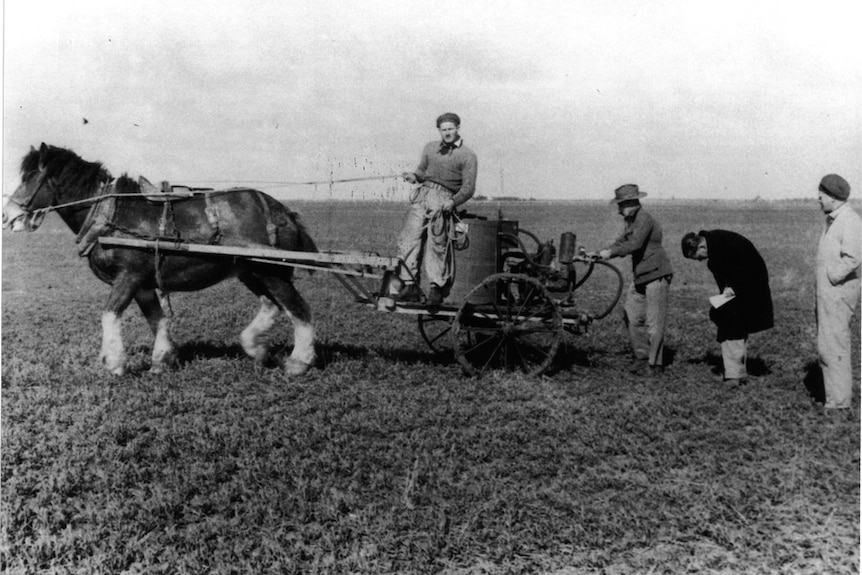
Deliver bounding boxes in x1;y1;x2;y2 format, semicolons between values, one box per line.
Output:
74;182;281;313
75;181;280;255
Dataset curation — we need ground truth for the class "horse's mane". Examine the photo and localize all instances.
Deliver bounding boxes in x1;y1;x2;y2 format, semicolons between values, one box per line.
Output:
20;145;113;201
113;174;141;194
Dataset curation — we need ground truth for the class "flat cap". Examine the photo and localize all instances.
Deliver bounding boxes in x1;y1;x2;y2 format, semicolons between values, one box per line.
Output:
819;174;850;200
436;113;461;127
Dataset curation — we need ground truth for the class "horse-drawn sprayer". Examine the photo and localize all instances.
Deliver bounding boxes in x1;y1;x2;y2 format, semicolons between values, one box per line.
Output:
3;143;623;377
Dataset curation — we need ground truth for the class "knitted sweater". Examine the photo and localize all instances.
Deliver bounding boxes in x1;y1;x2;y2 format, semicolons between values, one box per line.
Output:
413;139;478;206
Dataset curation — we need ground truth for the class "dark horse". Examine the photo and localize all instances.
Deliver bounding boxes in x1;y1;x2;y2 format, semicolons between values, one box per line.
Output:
2;143;318;376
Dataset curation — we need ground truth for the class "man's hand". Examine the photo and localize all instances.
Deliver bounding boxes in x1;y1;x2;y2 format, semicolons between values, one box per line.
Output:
722;287;736;298
441;199;455;214
581;249;608;260
402;172;418;184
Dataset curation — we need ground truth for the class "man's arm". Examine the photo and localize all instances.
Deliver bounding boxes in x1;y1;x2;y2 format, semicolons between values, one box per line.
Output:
450;153;478;207
606;212;652;258
404;144;431;184
828;215;862;284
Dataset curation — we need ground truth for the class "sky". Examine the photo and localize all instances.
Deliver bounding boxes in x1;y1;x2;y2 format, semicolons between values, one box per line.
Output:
3;0;861;201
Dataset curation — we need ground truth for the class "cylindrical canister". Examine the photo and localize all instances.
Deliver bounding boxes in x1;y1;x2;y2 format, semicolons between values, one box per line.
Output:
558;232;576;264
539;241;555;266
448;218;500;305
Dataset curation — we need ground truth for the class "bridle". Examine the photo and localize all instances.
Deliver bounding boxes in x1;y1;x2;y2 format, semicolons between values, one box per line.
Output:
4;168;54;230
5;167;117;231
15;168;54;211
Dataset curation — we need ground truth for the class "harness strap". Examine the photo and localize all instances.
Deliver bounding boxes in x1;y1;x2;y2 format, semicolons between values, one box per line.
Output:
256;191;278;246
204;193;221;244
158;202;169;237
75;182;117;257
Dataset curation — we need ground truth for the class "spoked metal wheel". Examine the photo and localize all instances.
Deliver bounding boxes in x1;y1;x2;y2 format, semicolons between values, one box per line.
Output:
418;313;455;354
451;273;564;376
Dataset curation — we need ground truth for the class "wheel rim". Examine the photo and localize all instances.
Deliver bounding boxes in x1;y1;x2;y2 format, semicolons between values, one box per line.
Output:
418;314;454;353
452;273;563;376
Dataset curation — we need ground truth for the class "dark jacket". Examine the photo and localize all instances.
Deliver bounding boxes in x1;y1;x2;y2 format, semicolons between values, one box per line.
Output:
702;229;774;341
608;207;673;285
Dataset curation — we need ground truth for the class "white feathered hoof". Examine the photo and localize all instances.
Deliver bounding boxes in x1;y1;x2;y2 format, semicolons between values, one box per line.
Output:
240;331;270;364
148;361;172;375
283;356;314;376
149;351;178;375
102;359;126;377
100;352;127;376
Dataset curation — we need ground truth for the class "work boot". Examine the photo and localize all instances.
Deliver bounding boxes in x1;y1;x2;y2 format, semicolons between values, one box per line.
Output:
427;284;444;306
627;358;648;373
396;283;421;303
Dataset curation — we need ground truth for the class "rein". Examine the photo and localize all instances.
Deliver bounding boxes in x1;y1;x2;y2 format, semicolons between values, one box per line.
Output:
28;192;201;217
171;173;403;188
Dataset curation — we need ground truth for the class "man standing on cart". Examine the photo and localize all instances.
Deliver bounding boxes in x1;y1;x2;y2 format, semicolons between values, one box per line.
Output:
393;112;478;306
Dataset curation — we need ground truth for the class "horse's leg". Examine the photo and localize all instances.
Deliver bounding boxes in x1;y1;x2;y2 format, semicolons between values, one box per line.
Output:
239;272;315;376
280;282;316;375
239;295;281;366
100;277;138;376
135;288;177;373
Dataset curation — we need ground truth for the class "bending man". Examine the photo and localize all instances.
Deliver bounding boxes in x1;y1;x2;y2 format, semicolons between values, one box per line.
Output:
681;230;774;383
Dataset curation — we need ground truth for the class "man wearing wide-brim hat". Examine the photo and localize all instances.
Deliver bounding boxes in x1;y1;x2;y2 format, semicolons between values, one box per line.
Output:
814;173;861;410
591;184;673;376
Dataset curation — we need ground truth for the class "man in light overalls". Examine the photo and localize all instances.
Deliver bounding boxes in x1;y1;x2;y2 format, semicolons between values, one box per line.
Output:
815;174;861;410
394;113;478;306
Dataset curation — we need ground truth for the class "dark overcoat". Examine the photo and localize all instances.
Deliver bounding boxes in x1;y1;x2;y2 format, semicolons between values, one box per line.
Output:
702;229;774;341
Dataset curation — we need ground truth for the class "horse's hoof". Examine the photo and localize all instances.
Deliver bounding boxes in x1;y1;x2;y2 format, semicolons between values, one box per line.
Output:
283;357;313;376
242;344;269;364
149;365;165;375
101;354;127;376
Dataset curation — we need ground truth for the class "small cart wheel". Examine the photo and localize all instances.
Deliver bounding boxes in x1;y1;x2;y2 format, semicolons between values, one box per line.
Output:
451;273;564;376
418;314;454;354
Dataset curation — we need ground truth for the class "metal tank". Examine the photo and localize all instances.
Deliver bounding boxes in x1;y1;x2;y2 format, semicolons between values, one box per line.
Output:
447;217;517;304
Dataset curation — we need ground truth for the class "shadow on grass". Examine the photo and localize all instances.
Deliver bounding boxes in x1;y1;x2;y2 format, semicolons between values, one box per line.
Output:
173;339;452;370
685;349;772;377
312;341;454;370
663;346;677;367
802;360;825;404
166;338;673;377
176;341;247;364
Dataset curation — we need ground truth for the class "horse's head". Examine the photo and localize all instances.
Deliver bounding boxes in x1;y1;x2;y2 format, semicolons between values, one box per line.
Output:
3;143;110;232
3;144;54;231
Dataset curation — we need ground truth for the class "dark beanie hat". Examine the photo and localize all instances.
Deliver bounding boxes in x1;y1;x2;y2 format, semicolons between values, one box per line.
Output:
819;174;850;200
436;113;461;127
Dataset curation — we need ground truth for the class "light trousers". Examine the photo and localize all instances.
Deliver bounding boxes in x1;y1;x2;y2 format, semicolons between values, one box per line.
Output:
623;276;671;367
396;184;453;287
816;282;860;408
720;338;747;380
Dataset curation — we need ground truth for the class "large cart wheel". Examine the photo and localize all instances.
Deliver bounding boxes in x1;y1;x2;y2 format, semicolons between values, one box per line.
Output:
451;273;564;376
418;314;454;354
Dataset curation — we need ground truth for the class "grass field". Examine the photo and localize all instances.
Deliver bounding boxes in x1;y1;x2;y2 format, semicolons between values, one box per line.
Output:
2;199;859;574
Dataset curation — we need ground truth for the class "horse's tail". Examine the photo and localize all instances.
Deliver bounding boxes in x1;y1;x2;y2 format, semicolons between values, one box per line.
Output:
291;211;318;254
253;191;317;253
284;209;319;276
